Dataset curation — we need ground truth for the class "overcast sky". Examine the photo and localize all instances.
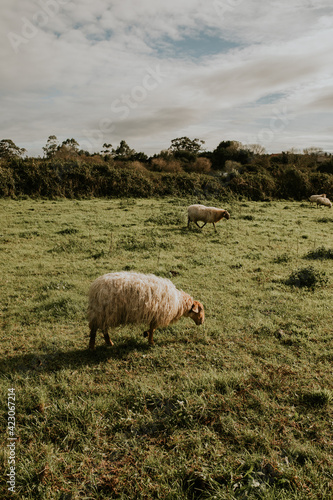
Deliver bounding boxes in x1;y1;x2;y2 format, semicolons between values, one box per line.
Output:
2;0;333;157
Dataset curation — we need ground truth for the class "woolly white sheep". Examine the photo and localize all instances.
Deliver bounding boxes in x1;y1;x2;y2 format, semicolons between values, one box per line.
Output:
309;194;326;204
87;272;205;349
188;204;230;231
316;196;332;208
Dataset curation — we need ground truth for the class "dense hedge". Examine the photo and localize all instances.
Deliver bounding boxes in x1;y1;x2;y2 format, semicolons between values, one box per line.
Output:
0;157;332;200
0;158;225;199
227;165;333;201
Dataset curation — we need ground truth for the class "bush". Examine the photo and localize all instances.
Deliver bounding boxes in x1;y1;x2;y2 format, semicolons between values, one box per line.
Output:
273;253;291;264
276;167;311;200
150;157;183;173
185;157;211;174
228;171;276;201
1;155;332;201
304;247;333;260
299;389;331;408
285;266;328;290
0;163;15;196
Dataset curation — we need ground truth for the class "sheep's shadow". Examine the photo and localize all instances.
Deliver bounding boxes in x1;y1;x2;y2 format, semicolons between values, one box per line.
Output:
0;339;152;376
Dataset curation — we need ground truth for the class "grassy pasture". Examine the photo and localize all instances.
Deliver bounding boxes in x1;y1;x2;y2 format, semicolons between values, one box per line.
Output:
0;197;332;499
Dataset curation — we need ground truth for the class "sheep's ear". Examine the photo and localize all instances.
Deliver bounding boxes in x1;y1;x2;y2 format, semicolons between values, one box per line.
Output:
191;303;199;313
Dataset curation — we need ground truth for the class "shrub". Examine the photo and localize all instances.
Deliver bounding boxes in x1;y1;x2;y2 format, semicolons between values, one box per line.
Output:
2;155;333;201
275;167;311;200
299;389;331;408
273;253;291;264
0;163;15;196
127;161;149;174
151;157;183;173
186;157;212;174
228;171;276;200
285;266;328;290
304;247;333;260
309;171;333;195
317;217;331;224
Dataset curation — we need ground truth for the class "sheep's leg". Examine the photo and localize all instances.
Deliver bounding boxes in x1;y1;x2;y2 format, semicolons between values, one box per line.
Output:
148;325;156;345
143;322;156;345
103;328;114;347
187;216;191;227
196;222;206;229
213;222;217;232
89;325;97;350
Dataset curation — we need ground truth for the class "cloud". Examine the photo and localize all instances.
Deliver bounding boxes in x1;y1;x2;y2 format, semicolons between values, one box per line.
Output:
1;0;333;155
308;92;333;111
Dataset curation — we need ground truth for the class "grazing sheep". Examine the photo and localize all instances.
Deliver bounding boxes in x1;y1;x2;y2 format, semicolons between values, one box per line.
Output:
309;194;326;204
316;196;332;208
87;272;205;349
187;204;230;231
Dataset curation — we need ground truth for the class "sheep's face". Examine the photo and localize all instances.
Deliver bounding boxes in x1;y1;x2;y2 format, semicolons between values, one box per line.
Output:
218;210;230;221
187;301;205;325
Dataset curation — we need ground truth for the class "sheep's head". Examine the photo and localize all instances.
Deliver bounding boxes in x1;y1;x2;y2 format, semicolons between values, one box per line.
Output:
223;210;230;220
187;301;205;325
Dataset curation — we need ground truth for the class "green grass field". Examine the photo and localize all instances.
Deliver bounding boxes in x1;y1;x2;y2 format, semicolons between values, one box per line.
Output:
0;197;332;499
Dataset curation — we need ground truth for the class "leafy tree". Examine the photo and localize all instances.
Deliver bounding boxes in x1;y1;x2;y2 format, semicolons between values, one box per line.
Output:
211;140;252;170
43;135;59;158
113;140;136;160
130;151;149;162
245;143;266;155
167;137;205;165
78;150;92;157
169;137;205;155
61;138;79;153
0;139;26;159
55;138;80;158
101;143;112;155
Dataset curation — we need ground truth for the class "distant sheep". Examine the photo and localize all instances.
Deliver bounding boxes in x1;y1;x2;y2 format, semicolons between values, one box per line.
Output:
87;272;205;349
316;196;332;208
309;194;326;204
188;204;230;231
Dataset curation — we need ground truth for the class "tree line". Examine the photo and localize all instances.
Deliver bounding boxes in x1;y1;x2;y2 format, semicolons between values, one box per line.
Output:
0;136;332;200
